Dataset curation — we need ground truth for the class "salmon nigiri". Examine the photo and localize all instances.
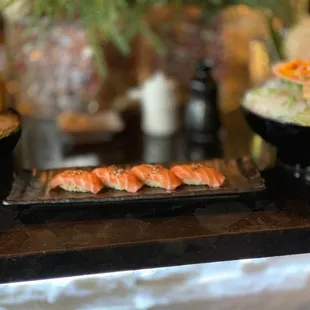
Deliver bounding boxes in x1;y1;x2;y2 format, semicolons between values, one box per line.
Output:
131;164;182;191
171;163;225;188
92;166;143;193
49;170;103;194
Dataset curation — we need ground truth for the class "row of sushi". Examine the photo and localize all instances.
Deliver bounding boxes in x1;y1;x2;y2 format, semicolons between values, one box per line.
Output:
50;163;226;194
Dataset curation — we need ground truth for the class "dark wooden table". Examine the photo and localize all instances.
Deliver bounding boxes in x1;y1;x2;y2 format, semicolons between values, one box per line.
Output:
1;109;310;284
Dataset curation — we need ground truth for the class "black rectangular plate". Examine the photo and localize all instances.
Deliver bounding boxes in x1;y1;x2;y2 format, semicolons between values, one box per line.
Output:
3;157;265;208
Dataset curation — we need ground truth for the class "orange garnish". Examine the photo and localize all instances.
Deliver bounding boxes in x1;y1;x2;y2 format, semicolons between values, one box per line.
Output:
278;59;310;82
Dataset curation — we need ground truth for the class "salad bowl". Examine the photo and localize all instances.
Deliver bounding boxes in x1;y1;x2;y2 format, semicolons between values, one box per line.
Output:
241;105;310;167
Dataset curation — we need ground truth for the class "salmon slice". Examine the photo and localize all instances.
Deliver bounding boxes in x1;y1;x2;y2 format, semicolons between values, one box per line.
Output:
171;163;225;188
49;170;103;194
131;164;182;190
92;166;143;193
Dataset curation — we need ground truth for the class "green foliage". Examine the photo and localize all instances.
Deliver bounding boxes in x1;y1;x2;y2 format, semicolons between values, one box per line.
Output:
0;0;296;76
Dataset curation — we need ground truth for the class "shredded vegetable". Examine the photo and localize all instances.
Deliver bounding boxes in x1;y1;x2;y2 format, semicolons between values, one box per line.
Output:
242;78;310;127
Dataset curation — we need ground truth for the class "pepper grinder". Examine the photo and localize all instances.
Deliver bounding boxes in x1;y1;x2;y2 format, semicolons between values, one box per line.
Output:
184;59;220;143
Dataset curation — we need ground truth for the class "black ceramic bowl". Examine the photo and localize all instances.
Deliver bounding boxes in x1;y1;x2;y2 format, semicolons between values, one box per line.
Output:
241;105;310;166
0;109;21;160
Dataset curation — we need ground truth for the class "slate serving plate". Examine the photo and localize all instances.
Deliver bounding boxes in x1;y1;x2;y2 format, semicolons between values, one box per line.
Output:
3;157;265;209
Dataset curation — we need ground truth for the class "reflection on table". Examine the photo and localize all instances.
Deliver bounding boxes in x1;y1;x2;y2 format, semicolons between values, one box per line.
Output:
16;108;259;170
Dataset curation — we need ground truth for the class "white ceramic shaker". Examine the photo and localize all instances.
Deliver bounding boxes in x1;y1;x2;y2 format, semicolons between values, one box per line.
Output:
130;71;179;136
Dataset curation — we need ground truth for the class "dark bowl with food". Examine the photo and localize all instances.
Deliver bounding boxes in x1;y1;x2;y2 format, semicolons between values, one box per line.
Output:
241;105;310;167
0;109;22;160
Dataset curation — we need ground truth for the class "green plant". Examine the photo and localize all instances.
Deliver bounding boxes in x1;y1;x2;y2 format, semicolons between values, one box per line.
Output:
0;0;299;76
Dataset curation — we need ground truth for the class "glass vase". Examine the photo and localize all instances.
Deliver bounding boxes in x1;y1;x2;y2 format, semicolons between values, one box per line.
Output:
6;18;101;119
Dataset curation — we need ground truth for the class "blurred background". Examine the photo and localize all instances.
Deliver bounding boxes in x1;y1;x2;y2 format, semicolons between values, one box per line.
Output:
0;0;309;169
1;2;310;309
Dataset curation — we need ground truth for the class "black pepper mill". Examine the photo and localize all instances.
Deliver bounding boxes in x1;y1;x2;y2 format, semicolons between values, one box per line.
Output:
184;59;221;143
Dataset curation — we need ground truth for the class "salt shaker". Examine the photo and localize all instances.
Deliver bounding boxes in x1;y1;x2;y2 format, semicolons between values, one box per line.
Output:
132;71;178;136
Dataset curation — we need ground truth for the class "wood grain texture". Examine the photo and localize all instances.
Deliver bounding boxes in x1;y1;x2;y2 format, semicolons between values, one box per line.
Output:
3;157;265;207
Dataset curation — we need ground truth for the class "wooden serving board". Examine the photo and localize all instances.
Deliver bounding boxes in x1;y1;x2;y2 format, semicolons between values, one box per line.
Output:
3;157;265;208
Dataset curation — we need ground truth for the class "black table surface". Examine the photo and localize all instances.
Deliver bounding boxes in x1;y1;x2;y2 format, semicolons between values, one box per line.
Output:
1;109;310;284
